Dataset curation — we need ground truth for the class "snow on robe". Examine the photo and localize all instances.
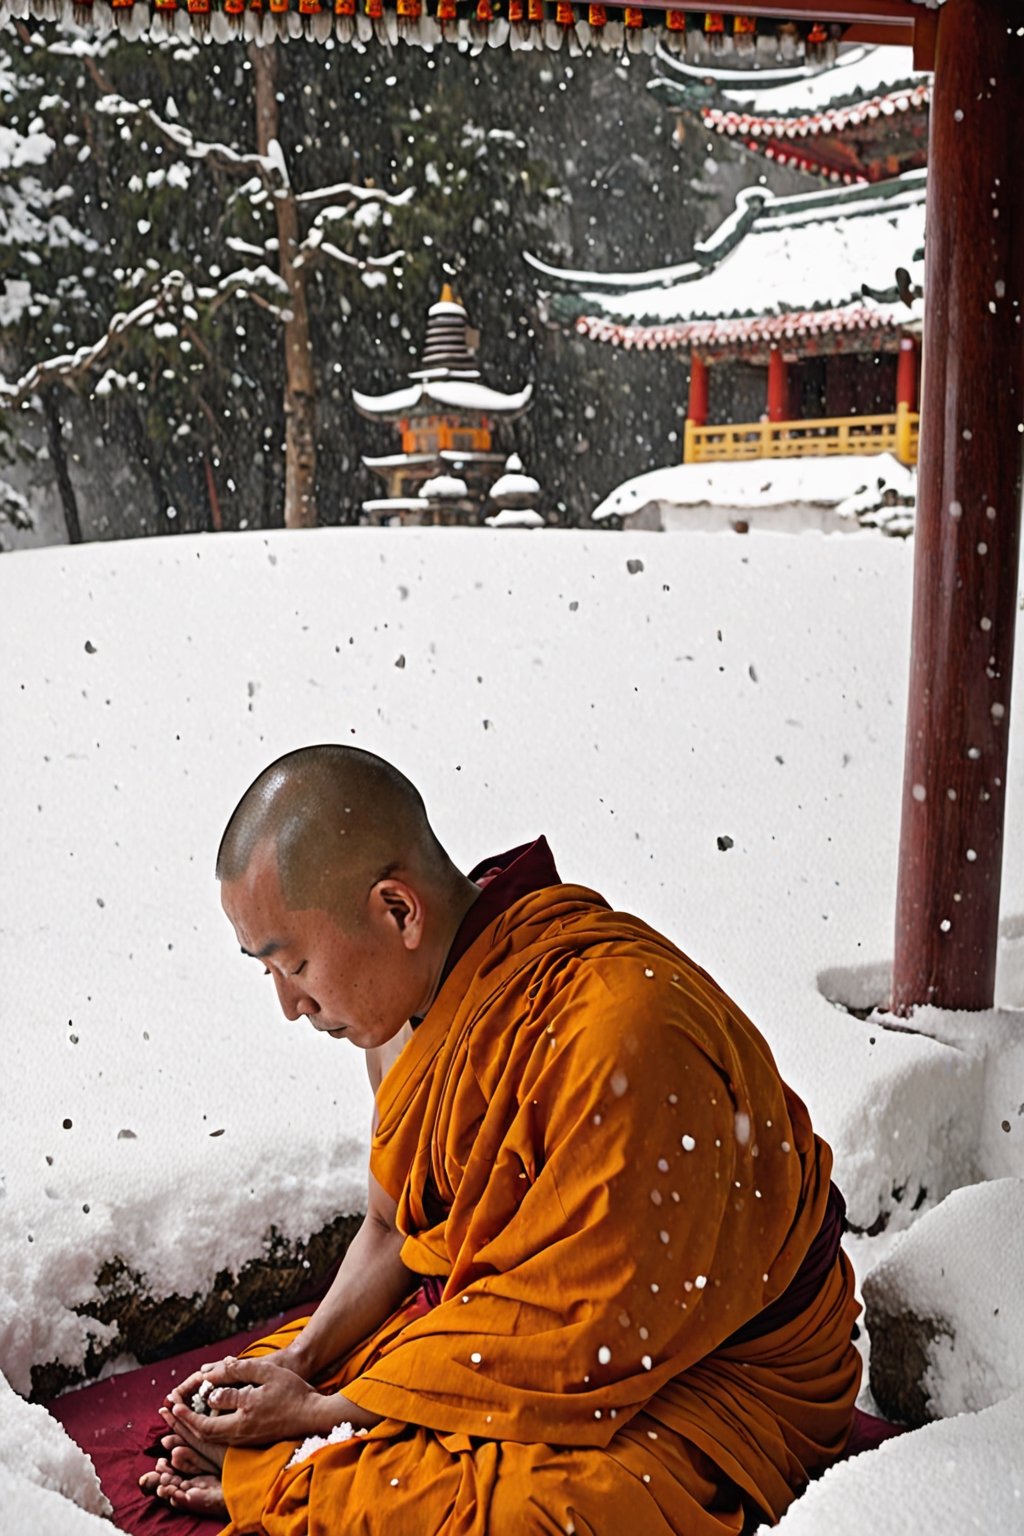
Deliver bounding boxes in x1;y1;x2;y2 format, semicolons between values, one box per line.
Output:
219;883;861;1536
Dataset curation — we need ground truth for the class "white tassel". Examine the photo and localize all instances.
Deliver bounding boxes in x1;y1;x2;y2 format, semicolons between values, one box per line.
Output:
418;13;440;46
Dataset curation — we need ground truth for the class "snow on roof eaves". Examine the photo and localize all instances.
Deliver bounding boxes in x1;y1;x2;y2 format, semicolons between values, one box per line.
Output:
703;80;930;144
489;471;542;499
574;300;917;354
534;170;926;330
352;380;533;417
652;44;930;122
530;171;925;296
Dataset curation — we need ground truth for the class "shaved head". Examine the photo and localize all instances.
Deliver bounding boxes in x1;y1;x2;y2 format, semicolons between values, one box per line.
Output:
217;746;453;924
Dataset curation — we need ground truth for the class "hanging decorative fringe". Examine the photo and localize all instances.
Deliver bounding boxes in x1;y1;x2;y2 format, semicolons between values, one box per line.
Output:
733;11;755;55
0;0;853;55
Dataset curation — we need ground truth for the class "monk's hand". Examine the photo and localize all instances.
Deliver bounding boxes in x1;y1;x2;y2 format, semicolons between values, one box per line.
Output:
162;1356;378;1447
165;1348;308;1415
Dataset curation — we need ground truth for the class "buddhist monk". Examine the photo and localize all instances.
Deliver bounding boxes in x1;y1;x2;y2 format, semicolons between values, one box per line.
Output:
140;744;861;1534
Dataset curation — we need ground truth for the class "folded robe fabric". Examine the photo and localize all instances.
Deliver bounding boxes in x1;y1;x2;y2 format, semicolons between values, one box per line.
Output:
220;883;861;1535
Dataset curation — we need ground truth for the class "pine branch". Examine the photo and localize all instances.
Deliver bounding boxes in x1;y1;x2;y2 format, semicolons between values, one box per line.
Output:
94;95;284;188
0;274;186;406
294;183;415;209
295;228;406;272
0;269;294;407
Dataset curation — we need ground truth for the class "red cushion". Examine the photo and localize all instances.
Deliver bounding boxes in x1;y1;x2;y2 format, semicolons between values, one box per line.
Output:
46;1321;905;1534
46;1306;311;1535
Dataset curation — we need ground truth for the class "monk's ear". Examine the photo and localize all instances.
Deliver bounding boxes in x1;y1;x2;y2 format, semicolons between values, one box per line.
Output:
372;879;424;949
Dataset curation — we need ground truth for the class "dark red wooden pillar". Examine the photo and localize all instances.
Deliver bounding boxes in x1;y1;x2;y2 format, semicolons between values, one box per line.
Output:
688;354;709;426
767;346;788;422
892;0;1024;1013
896;335;918;410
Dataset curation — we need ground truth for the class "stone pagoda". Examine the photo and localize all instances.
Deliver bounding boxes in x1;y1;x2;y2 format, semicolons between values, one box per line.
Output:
353;286;536;527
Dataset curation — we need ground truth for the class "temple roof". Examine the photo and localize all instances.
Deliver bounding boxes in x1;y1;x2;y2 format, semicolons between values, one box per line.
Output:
650;44;930;183
354;284;531;419
411;289;481;382
652;43;926;116
0;1;942;52
362;450;505;469
352;379;533;420
528;168;925;355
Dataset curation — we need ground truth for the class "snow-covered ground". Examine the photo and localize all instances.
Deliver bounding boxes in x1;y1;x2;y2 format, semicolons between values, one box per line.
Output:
1;525;1021;1531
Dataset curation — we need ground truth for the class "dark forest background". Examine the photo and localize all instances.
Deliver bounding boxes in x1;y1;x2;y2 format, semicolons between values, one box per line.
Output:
1;24;766;539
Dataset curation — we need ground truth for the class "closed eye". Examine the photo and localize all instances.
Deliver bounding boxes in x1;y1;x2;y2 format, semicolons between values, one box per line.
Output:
292;961;307;976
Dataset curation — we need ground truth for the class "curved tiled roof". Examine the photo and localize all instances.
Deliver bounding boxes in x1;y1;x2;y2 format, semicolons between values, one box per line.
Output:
574;302;908;352
530;170;926;354
650;44;931;183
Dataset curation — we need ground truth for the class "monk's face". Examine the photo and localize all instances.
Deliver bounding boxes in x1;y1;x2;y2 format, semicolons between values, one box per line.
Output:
220;846;428;1050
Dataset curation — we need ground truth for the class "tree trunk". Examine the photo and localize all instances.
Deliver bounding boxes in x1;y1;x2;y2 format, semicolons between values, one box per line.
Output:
43;389;83;545
250;42;318;530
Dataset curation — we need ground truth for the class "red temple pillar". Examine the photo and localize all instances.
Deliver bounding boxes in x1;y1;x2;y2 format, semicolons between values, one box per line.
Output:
895;336;918;410
766;347;788;423
688;354;709;427
892;0;1024;1013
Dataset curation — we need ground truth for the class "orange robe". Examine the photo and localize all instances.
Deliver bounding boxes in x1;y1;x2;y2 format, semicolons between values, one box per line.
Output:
221;884;861;1535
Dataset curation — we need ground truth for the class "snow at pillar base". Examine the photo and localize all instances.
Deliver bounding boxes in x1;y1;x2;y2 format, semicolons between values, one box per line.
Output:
592;453;916;535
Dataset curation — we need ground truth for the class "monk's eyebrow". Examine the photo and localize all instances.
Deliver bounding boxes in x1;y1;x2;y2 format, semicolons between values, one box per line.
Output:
241;940;284;960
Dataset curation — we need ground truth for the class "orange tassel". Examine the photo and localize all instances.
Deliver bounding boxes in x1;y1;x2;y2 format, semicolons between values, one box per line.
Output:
555;0;572;21
623;5;642;26
733;13;755;32
397;0;421;14
666;8;685;29
508;0;524;19
587;2;605;23
703;10;723;31
475;0;493;20
365;0;382;16
807;21;827;43
527;0;543;20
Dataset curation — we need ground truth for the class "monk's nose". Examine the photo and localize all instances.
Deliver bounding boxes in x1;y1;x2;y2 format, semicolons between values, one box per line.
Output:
275;975;318;1022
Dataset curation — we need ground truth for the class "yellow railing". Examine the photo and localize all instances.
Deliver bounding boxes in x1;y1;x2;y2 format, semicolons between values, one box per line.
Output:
684;403;919;467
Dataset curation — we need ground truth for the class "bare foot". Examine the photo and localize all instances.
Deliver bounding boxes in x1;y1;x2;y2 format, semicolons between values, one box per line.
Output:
159;1432;220;1478
152;1470;227;1519
158;1404;226;1472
